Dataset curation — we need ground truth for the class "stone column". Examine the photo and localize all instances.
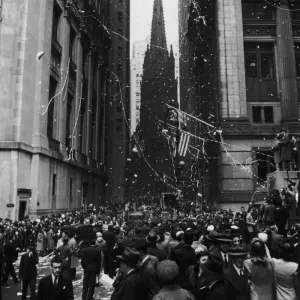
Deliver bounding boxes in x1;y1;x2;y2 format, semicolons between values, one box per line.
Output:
86;45;94;157
58;9;70;147
74;25;83;151
94;59;102;161
276;0;299;125
216;0;247;120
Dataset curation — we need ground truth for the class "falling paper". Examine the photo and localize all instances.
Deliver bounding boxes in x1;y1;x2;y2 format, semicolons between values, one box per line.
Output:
36;51;45;60
99;274;114;289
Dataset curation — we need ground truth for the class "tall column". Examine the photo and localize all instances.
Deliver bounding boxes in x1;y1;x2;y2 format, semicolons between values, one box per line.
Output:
276;0;299;125
94;59;101;161
74;26;83;151
216;0;247;120
58;9;70;146
86;45;93;157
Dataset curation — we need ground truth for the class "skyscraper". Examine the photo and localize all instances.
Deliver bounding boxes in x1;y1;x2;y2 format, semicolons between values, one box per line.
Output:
135;0;178;196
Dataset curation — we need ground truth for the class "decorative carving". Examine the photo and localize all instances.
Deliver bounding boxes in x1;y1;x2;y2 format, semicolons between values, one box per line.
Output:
243;26;276;37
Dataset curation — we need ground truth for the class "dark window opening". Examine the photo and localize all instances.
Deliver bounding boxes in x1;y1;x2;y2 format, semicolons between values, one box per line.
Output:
52;174;56;196
118;11;123;22
52;4;62;42
256;151;276;183
291;3;300;20
47;77;57;138
242;2;273;20
116;106;122;112
252;106;262;123
66;94;73;147
264;106;274;123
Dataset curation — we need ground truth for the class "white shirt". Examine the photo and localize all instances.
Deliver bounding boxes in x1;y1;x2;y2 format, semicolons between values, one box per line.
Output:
51;274;59;285
233;263;244;276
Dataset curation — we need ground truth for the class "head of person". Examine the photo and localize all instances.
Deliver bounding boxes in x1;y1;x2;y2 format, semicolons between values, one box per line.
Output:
250;238;267;262
195;245;209;267
183;230;194;246
51;256;63;277
228;245;248;269
278;241;294;262
241;206;245;213
232;235;241;246
157;260;179;286
201;253;223;284
117;247;140;274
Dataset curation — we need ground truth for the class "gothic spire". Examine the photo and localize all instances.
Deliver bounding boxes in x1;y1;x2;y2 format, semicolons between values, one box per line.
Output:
149;0;169;68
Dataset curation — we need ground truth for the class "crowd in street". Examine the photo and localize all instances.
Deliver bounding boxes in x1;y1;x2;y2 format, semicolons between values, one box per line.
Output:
0;186;300;300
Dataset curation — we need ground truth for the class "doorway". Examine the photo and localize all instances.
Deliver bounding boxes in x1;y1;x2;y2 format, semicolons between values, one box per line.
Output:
18;201;27;221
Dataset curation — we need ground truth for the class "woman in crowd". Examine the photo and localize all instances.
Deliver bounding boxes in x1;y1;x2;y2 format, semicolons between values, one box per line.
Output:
244;238;277;300
273;241;299;300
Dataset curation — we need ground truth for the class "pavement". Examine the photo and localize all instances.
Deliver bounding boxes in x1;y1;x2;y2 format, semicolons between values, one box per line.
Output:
2;254;113;300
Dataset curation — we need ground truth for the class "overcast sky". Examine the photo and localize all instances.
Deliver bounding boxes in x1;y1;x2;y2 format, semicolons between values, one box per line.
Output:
130;0;179;55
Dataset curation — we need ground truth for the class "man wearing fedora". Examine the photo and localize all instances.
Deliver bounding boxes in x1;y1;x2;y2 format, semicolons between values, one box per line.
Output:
111;247;147;300
223;245;250;300
146;230;167;261
208;231;232;269
169;230;197;289
201;253;235;300
19;241;39;300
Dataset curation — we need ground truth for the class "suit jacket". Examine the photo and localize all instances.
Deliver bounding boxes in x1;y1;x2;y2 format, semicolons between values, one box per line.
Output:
19;252;39;280
36;274;74;300
111;269;147;300
81;246;102;273
223;263;250;300
147;245;167;262
205;279;236;300
139;225;150;236
4;241;17;262
170;245;197;289
103;229;116;251
210;247;231;270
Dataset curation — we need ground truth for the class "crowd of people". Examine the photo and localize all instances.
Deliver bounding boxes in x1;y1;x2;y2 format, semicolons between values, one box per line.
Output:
0;190;300;300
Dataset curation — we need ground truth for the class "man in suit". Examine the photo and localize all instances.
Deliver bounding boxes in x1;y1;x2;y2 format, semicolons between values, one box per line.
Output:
223;245;249;300
19;243;39;300
145;230;167;261
169;230;197;289
2;235;18;285
80;241;102;300
139;221;150;237
103;224;116;277
37;256;74;300
111;247;147;300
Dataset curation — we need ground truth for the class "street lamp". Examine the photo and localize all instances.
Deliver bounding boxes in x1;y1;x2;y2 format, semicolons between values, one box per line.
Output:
162;108;184;186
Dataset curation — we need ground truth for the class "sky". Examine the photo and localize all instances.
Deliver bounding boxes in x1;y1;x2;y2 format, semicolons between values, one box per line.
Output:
130;0;179;55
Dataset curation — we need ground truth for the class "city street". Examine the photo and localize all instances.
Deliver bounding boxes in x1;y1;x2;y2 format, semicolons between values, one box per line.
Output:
2;255;113;300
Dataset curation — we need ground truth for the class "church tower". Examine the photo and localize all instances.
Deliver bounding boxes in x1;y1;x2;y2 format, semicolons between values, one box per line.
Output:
136;0;178;196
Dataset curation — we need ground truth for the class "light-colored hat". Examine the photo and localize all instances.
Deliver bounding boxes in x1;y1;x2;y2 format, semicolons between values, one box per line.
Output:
258;232;268;243
207;225;214;232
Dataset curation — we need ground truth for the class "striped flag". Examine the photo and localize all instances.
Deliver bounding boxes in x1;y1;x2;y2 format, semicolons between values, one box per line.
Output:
178;132;190;156
132;131;145;157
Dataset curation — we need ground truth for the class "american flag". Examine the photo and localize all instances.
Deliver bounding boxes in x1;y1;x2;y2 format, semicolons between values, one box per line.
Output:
132;130;145;157
178;132;190;157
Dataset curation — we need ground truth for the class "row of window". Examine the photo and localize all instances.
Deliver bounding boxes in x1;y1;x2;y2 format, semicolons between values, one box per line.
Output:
242;2;300;20
244;43;300;101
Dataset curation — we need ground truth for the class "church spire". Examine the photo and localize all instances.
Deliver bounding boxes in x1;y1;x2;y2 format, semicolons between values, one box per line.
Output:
149;0;169;75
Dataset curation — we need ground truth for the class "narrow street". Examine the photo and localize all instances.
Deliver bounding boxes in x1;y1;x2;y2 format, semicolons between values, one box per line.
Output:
2;256;113;300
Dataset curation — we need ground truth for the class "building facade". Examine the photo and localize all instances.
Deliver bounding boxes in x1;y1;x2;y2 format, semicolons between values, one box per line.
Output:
180;0;300;210
0;0;112;220
107;0;130;203
130;40;147;134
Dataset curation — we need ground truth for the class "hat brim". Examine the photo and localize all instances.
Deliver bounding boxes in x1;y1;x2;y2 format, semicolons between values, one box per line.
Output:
228;252;248;257
214;238;232;243
146;236;160;244
116;255;138;267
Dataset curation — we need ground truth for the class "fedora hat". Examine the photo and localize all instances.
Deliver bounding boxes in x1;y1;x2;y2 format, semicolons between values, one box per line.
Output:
146;230;160;244
116;247;140;267
214;231;232;243
205;230;219;241
227;245;248;257
202;253;223;274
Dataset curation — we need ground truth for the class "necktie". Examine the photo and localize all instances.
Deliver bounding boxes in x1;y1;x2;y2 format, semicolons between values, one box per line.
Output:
54;277;58;288
224;254;228;267
240;269;243;276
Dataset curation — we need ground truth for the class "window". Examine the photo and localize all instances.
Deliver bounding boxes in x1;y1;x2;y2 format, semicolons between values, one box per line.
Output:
242;2;273;20
82;49;89;79
116;106;122;112
136;74;139;77
118;11;123;22
256;151;276;183
79;102;86;153
47;77;57;138
252;106;274;123
52;4;62;42
66;94;73;147
252;106;262;123
291;3;300;20
69;28;77;63
244;43;277;101
52;174;56;195
295;44;300;78
116;125;122;131
69;178;73;205
117;46;122;57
